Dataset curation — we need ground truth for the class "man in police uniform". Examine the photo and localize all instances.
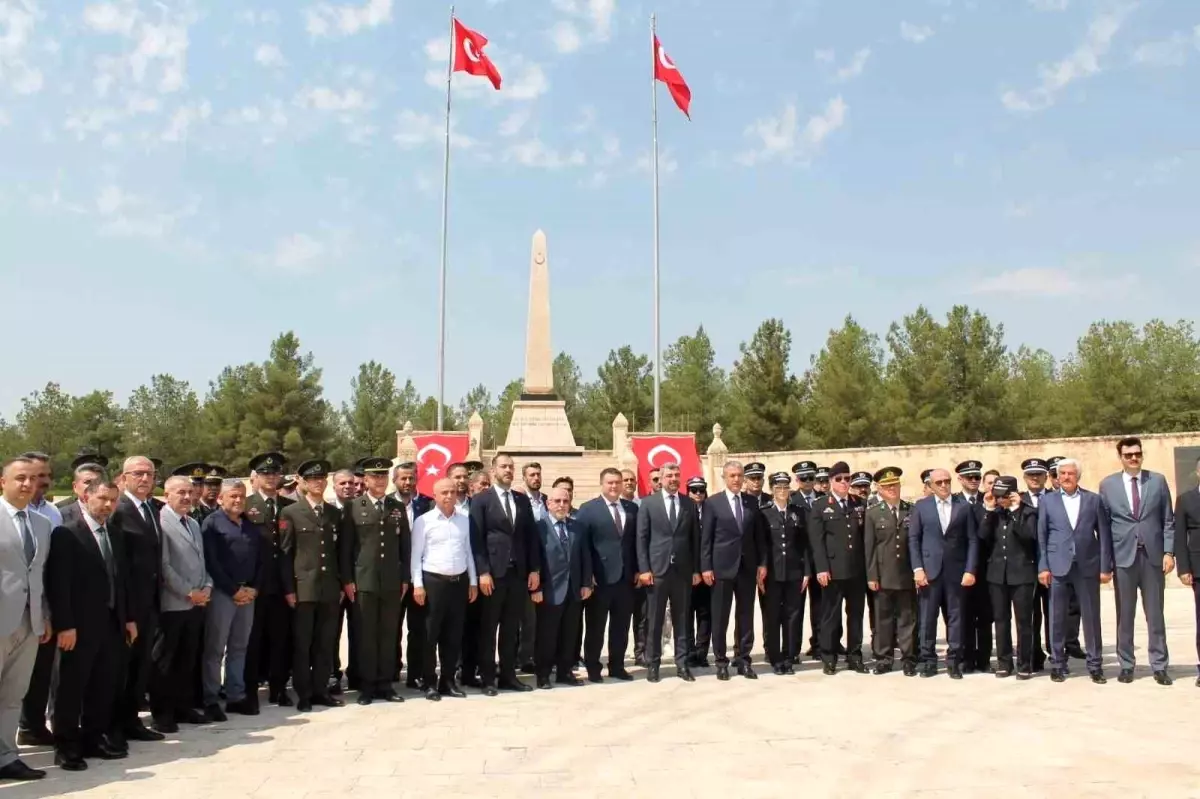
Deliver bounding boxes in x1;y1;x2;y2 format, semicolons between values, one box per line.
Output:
849;471;872;501
809;462;868;674
813;467;830;498
762;472;808;674
242;452;294;709
742;462;770;509
339;457;409;705
955;460;993;673
864;467;918;676
789;461;821;661
280;459;345;712
683;477;712;668
1023;456;1081;669
920;469;934;497
790;462;819;509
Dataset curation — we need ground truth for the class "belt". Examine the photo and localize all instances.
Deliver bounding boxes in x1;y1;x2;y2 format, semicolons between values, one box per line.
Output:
424;571;466;583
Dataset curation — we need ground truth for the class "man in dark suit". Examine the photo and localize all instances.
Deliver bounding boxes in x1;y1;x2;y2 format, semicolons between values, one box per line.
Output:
636;461;700;683
530;486;591;688
762;472;808;675
1037;458;1112;684
48;478;135;770
1020;456;1078;672
683;477;712;668
579;468;638;682
864;467;918;676
109;455;166;744
518;462;548;674
909;467;979;679
468;453;540;696
809;462;869;675
954;460;993;674
1173;457;1200;687
701;460;767;681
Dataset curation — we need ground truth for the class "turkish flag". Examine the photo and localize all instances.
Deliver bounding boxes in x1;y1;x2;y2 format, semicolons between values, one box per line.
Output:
412;432;471;498
629;434;704;496
653;35;691;118
453;18;502;90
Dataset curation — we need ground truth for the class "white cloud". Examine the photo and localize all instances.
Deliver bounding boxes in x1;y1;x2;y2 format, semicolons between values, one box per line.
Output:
84;4;196;97
900;21;934;44
498;109;529;137
305;0;392;38
1131;31;1195;68
393;109;474;150
549;21;581;54
971;267;1137;297
0;109;9;127
813;48;835;64
254;43;285;68
96;184;128;215
1001;9;1130;112
422;36;548;102
834;48;871;81
91;184;195;239
272;233;325;271
295;86;367;111
551;0;615;45
0;0;44;95
506;138;586;169
736;96;848;167
161;100;211;142
1028;0;1069;10
82;3;137;35
635;147;677;175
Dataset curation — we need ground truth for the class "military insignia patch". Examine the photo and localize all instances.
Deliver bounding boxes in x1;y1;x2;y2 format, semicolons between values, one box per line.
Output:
278;519;289;533
247;508;262;523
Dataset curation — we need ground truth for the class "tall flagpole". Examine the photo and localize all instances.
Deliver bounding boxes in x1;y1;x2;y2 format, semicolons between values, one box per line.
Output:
436;5;455;432
650;13;662;433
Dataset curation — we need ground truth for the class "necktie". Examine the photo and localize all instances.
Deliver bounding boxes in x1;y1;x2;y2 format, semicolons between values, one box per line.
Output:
15;510;34;565
97;524;116;606
733;496;743;527
375;499;384;515
1031;493;1040;508
668;495;677;526
141;501;158;538
893;505;900;526
610;502;623;536
1131;475;1141;518
556;521;569;548
503;491;514;525
266;497;276;519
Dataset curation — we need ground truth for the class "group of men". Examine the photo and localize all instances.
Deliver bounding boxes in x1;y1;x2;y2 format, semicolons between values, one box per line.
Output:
0;435;1197;783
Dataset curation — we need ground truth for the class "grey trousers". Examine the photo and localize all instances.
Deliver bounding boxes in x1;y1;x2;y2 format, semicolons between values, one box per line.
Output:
203;592;255;705
1115;548;1169;671
0;611;39;768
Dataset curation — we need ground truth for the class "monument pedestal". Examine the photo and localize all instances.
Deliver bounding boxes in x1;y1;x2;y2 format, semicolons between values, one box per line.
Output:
503;398;584;455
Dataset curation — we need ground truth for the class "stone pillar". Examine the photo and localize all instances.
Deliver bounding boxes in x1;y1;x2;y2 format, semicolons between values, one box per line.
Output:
524;229;553;395
468;412;484;461
706;423;728;492
396;421;417;464
611;413;629;457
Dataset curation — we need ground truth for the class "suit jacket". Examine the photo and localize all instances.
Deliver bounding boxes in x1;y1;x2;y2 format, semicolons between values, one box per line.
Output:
338;493;411;593
908;494;978;581
0;506;52;637
59;499;83;527
469;486;540;581
577;495;638;587
808;494;867;582
1037;489;1113;578
864;500;914;591
244;492;292;596
47;513;130;635
279;500;342;603
761;502;808;581
159;506;212;613
535;515;590;605
636;491;700;577
977;501;1038;585
700;492;766;579
1098;470;1175;568
1174;488;1200;577
110;493;163;620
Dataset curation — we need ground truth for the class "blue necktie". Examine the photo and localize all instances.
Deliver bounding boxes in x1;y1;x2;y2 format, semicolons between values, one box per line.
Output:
556;521;568;548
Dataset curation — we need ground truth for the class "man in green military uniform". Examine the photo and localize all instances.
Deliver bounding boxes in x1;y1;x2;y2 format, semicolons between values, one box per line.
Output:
864;467;918;676
339;457;410;705
280;459;345;712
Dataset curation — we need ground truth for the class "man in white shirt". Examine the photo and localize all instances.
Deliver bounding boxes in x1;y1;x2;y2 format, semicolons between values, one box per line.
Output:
20;453;62;529
411;478;478;701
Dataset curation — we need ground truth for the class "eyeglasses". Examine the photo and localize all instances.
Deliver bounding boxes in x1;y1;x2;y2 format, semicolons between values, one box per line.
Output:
830;476;850;483
548;498;571;505
932;479;952;487
962;475;981;481
1122;451;1143;460
125;470;154;479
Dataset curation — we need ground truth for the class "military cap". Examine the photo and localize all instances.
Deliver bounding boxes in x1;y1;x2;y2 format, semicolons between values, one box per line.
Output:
249;452;286;475
686;476;708;492
359;456;392;474
204;465;227;483
814;466;831;481
994;475;1020;494
71;453;108;471
769;471;791;487
791;460;817;478
920;468;934;484
874;467;903;486
149;457;163;472
1046;456;1065;475
849;471;872;487
352;461;366;477
1021;458;1048;475
463;460;485;473
955;460;982;477
743;461;766;478
172;461;210;481
280;475;298;490
296;459;331;479
828;462;850;478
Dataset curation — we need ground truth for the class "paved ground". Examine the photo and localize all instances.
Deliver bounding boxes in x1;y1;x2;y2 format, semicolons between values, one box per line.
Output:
5;587;1199;798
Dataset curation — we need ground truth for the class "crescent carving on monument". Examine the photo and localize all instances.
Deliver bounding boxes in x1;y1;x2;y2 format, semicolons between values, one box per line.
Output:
534;253;545;265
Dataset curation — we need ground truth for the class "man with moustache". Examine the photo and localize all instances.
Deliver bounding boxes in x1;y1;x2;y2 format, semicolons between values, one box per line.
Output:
56;454;108;512
809;462;869;675
390;461;432;687
579;469;639;682
530;486;591;688
1021;457;1077;671
864;468;918;676
328;467;359;696
21;452;62;529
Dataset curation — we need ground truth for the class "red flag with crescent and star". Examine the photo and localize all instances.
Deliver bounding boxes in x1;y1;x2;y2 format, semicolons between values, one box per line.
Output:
630;434;704;496
453;18;502;90
412;432;471;498
653;35;691;119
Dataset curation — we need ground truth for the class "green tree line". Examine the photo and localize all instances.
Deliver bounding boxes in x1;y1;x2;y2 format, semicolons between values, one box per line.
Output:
4;308;1199;487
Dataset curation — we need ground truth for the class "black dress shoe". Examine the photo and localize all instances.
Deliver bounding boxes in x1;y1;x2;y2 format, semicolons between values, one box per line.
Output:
0;760;46;780
520;661;537;675
124;723;166;741
225;698;260;716
1065;643;1086;660
438;682;466;698
1050;669;1066;683
920;664;936;678
460;675;483;689
178;708;209;724
297;699;313;712
634;654;647;667
556;674;583;686
822;661;837;676
772;663;786;675
1016;670;1034;681
275;692;294;707
609;669;634;681
646;666;661;683
902;663;918;677
16;727;54;747
498;679;532;693
425;688;441;702
783;662;796;675
1118;668;1134;683
55;750;88;771
948;664;963;680
847;660;869;675
151;717;179;734
995;669;1012;679
716;664;731;681
1153;670;1173;686
311;695;344;708
873;663;892;675
379;690;405;703
537;677;552;690
736;662;758;680
405;678;424;691
328;681;343;696
678;666;695;682
962;663;976;674
1090;670;1107;685
357;695;373;706
481;685;499;697
587;670;604;683
83;741;127;760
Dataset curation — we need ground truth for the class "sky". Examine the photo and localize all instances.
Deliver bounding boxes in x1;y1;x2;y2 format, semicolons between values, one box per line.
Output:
0;0;1197;421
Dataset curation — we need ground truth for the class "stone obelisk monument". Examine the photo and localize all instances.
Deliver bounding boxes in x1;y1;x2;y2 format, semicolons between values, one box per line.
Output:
503;230;584;454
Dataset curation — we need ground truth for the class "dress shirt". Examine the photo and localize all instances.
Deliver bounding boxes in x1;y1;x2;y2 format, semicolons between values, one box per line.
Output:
529;493;546;522
607;498;627;528
1122;471;1141;512
455;497;470;514
725;490;741;518
126;490;160;533
937;497;952;531
1061;489;1082;529
1028;490;1044;508
411;508;477;589
27;497;62;527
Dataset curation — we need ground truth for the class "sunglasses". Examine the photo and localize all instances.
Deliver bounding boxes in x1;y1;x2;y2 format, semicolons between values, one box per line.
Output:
831;476;850;484
932;479;952;487
1122;451;1143;460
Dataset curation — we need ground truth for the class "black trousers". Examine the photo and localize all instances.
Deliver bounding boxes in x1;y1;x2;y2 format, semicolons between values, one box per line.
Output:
150;607;204;719
354;591;403;694
244;592;292;696
818;578;865;663
711;571;756;666
292;600;339;701
332;594;358;687
478;570;526;685
459;588;482;679
519;593;537;666
54;613;121;752
116;609;157;729
1192;581;1200;671
423;572;468;688
19;638;56;733
686;581;712;661
632;586;649;659
763;578;802;666
990;581;1037;672
872;588;918;666
804;579;823;653
646;570;690;668
584;580;635;671
399;592;427;683
535;599;582;679
961;581;994;669
1034;581;1079;665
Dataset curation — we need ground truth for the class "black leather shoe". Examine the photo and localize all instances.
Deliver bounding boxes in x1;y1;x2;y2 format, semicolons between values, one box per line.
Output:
962;663;976;674
0;760;46;780
405;678;424;691
736;662;758;680
609;669;633;681
677;666;695;682
783;662;796;675
481;685;499;697
995;669;1012;679
328;680;343;696
296;699;313;712
311;695;344;708
587;670;604;683
1065;643;1086;660
1153;670;1173;686
124;723;165;742
873;663;892;675
1050;669;1066;683
947;664;963;680
634;654;647;667
460;675;483;689
498;679;532;693
556;674;583;686
357;694;373;706
1016;670;1034;681
537;677;552;690
772;663;786;675
847;660;869;675
520;661;537;675
16;727;54;747
438;681;466;699
274;692;294;707
225;698;260;716
822;661;837;676
902;663;918;677
54;750;87;771
425;688;441;701
646;666;661;683
151;717;179;734
1118;668;1134;683
179;708;209;724
1089;670;1107;685
920;665;936;678
716;664;731;681
379;690;405;703
83;741;127;760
